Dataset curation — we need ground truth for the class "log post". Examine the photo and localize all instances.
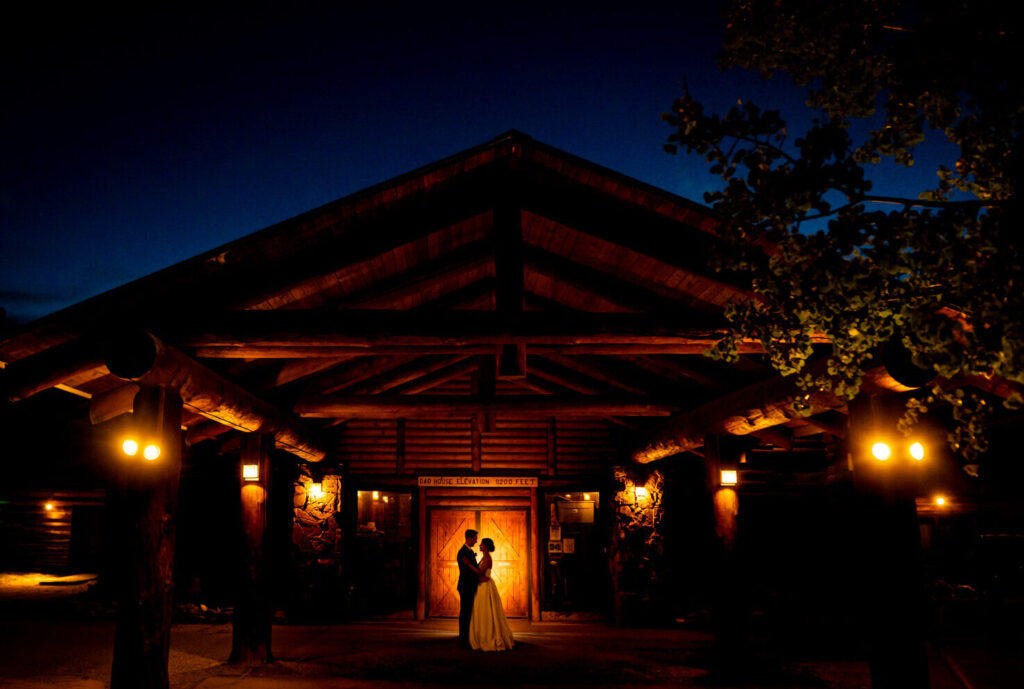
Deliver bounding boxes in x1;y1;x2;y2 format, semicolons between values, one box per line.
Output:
530;486;541;622
705;434;749;677
416;486;427;620
848;394;930;689
230;433;274;665
110;385;183;689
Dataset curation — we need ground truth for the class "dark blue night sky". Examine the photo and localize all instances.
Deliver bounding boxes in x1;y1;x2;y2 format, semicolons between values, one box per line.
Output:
0;4;952;324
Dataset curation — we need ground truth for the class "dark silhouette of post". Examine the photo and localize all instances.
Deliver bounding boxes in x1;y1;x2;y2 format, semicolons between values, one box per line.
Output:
231;433;274;665
110;385;183;689
847;394;930;689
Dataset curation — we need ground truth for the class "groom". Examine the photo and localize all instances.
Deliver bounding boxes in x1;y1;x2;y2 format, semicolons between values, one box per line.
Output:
456;528;479;649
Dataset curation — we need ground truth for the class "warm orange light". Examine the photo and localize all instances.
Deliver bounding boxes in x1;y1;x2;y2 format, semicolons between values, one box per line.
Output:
935;495;947;506
372;490;379;500
122;439;139;456
310;483;324;499
871;442;892;461
634;486;648;499
44;502;54;511
565;494;572;499
242;463;259;481
909;442;925;461
143;444;161;461
383;495;389;503
584;493;591;501
720;469;738;486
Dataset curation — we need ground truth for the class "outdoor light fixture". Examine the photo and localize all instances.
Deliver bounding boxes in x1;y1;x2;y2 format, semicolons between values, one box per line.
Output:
634;486;648;499
143;444;161;461
372;490;379;500
871;442;892;461
909;442;925;461
720;469;738;486
383;495;389;503
44;502;54;511
584;493;591;501
242;462;259;482
310;483;324;500
122;439;139;456
935;495;947;506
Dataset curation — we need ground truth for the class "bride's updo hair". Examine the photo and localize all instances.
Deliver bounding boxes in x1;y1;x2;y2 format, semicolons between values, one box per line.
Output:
480;538;495;553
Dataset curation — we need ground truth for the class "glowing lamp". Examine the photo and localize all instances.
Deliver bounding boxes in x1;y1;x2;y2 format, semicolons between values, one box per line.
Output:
383;495;389;503
122;439;139;456
44;502;54;511
935;496;947;506
909;442;925;461
242;463;259;482
372;490;379;500
634;486;648;499
871;442;892;461
143;444;161;461
310;483;324;500
584;493;591;501
720;469;738;486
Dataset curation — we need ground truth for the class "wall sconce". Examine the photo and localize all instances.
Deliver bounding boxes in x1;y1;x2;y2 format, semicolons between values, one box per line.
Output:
935;495;947;507
910;442;925;461
242;462;259;482
634;486;648;499
871;442;892;461
44;501;55;512
372;490;379;500
309;482;324;500
383;495;389;503
122;386;167;461
720;469;738;486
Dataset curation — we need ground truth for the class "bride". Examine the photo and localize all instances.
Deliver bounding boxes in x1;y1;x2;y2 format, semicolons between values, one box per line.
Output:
468;538;515;651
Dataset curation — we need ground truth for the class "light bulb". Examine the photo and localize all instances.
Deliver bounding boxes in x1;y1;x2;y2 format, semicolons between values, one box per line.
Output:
143;444;160;461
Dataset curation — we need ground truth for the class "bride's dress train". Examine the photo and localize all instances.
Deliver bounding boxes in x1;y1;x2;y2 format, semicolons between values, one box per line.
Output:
468;568;514;651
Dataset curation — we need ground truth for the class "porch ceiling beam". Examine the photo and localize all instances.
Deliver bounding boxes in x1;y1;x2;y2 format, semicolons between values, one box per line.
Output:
294;395;678;418
177;310;801;348
106;331;326;462
193;343;772;358
2;337;105;402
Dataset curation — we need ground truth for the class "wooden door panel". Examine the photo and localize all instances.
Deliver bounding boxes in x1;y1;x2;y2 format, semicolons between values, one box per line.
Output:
428;510;476;617
480;510;529;617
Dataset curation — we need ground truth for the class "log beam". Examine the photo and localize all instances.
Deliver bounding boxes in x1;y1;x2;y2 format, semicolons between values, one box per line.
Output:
633;360;923;463
105;331;325;462
2;337;105;402
295;395;676;418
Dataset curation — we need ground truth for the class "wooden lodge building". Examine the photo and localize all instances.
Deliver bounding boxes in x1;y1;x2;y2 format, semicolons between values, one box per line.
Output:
1;130;1005;683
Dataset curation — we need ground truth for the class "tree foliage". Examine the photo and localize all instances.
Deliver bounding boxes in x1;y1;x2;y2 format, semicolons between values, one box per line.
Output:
664;0;1022;461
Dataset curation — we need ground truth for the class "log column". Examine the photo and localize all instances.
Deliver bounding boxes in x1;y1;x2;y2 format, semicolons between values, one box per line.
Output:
230;433;274;665
705;434;749;676
848;394;930;689
110;385;183;689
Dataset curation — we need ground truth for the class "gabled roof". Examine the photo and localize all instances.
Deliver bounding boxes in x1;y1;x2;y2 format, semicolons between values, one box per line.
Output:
4;131;844;465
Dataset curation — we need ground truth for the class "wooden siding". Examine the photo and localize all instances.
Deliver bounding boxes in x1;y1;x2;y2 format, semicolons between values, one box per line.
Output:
339;416;623;476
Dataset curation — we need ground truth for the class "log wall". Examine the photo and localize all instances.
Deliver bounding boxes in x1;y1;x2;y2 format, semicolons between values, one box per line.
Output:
339;417;622;476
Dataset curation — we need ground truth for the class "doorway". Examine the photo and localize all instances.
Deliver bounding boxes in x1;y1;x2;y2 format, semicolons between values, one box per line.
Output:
428;508;529;618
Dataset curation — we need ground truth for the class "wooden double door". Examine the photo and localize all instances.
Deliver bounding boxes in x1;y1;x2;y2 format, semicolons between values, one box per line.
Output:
428;508;529;618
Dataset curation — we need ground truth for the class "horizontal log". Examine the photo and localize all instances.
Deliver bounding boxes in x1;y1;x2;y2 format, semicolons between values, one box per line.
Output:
105;331;325;462
177;310;827;349
295;395;678;418
426;498;531;507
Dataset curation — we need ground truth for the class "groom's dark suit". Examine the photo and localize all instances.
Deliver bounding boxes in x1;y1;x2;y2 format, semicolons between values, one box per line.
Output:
456;544;478;647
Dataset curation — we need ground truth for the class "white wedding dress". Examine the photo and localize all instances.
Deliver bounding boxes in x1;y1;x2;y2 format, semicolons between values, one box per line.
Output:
468;567;515;651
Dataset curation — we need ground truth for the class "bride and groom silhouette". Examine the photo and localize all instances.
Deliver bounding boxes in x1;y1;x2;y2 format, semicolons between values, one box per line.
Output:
457;529;515;651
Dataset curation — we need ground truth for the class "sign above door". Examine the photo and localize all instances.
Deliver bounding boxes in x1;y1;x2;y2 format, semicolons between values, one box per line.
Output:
418;476;538;488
